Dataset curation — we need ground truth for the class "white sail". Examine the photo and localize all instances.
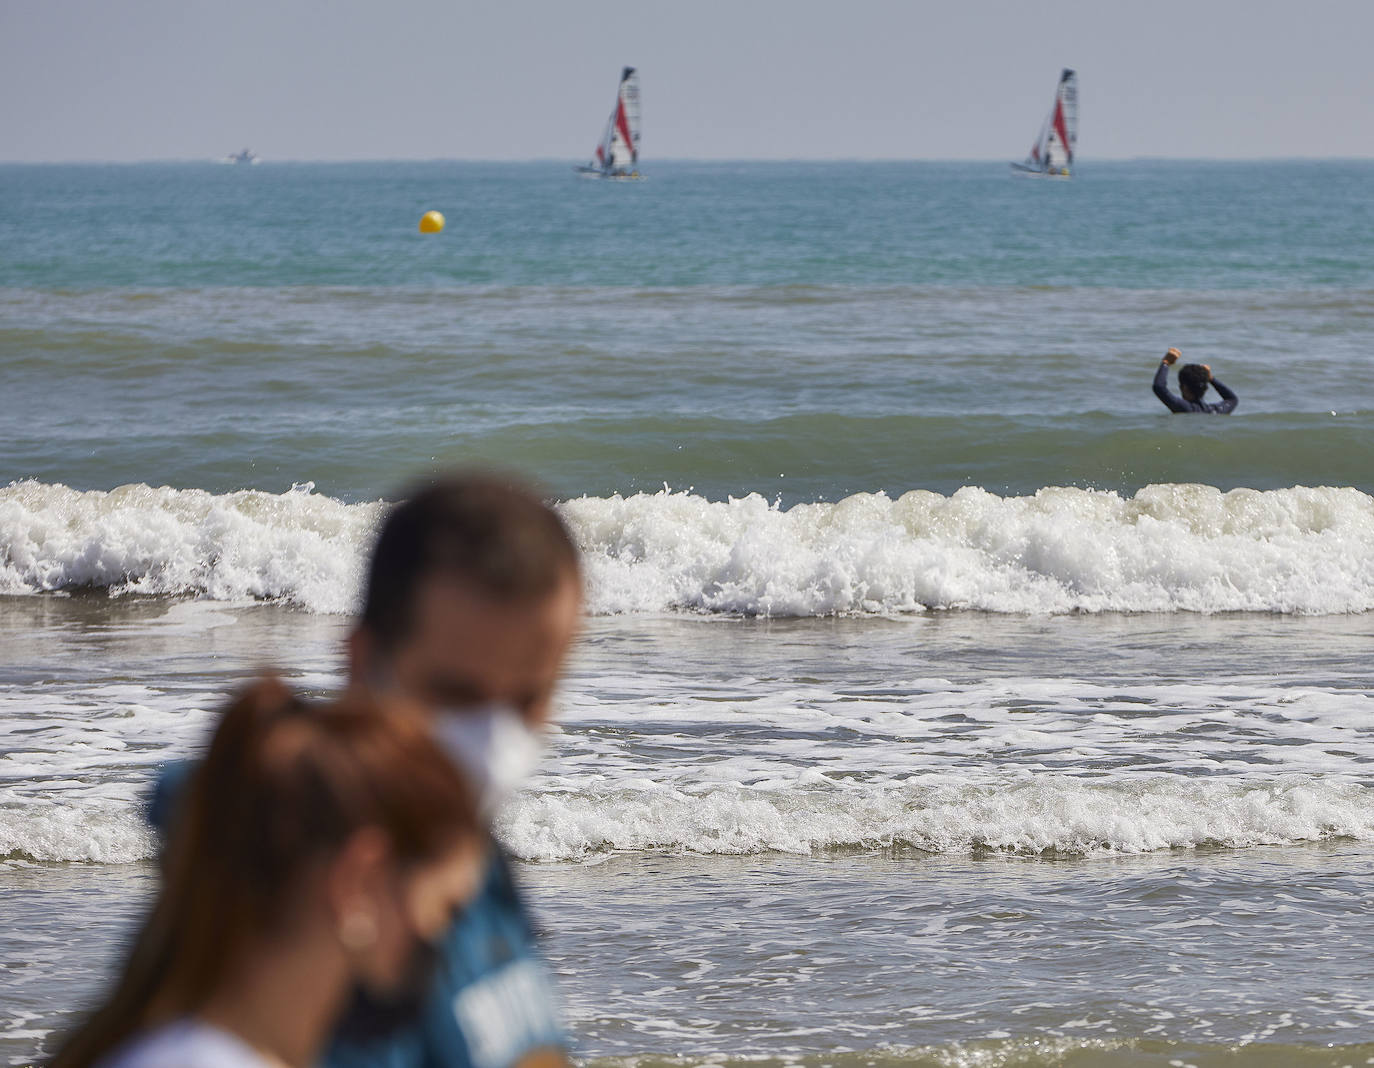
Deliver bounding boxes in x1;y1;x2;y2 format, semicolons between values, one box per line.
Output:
581;67;643;179
610;67;641;168
1014;69;1077;178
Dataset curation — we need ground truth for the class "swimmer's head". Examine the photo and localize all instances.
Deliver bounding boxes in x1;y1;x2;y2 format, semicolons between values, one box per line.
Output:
1178;364;1211;402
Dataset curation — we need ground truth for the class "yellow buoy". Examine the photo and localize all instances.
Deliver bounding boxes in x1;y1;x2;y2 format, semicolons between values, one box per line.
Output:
419;210;445;234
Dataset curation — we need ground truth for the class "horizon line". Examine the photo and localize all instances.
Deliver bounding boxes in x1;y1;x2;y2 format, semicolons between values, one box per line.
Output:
5;154;1374;166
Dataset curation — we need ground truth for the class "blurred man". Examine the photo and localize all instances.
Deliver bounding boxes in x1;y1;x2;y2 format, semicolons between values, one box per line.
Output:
1153;347;1238;414
337;474;581;1068
153;473;582;1068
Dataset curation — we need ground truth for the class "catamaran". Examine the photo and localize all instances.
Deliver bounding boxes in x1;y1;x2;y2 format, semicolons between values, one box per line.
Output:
576;67;643;180
1011;69;1077;179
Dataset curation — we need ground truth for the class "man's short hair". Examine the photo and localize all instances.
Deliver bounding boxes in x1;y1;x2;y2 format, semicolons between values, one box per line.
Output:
360;473;580;651
1178;364;1210;399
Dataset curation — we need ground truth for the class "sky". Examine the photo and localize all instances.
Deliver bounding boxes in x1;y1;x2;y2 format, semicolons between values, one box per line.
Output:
3;0;1373;162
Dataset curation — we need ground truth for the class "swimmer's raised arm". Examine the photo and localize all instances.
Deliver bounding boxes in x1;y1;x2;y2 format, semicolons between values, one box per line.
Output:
1153;352;1189;412
1209;374;1238;414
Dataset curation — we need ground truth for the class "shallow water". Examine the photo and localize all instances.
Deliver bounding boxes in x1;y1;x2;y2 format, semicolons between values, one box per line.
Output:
8;845;1374;1067
2;600;1371;1065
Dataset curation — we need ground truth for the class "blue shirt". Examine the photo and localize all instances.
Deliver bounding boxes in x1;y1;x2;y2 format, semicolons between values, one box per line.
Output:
147;764;566;1068
1153;361;1238;414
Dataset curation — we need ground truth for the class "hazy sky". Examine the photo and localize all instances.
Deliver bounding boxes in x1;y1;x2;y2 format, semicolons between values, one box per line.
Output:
3;0;1373;162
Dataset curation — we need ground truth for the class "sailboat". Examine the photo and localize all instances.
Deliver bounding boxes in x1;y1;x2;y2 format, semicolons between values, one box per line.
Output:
576;67;644;180
1011;69;1077;179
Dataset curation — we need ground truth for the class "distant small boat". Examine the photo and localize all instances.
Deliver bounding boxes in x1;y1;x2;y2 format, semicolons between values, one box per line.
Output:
576;67;644;180
223;148;260;165
1011;70;1077;180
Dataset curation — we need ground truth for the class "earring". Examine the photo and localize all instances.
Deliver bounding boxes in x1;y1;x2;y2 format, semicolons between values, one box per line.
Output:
339;910;378;950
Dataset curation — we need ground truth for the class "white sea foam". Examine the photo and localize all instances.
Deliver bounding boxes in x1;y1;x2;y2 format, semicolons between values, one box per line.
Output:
0;801;153;864
1;600;1369;865
501;776;1374;861
4;481;1372;865
569;484;1374;615
8;664;1369;865
4;777;1368;865
3;481;1373;616
0;480;380;613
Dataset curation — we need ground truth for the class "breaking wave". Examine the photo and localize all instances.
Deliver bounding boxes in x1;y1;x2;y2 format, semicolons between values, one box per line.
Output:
7;777;1369;865
0;480;380;614
0;801;154;865
568;483;1374;615
2;480;1373;616
499;777;1374;862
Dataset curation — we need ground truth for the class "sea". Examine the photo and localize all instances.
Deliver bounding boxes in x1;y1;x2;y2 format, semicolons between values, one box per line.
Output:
1;160;1372;1067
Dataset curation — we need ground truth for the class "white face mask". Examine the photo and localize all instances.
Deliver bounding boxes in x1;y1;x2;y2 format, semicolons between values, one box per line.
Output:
432;703;543;816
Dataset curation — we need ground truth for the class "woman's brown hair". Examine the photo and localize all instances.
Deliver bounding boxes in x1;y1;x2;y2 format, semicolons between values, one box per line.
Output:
49;677;479;1068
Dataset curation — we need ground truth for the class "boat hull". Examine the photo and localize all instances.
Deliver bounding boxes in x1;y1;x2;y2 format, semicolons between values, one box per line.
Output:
575;166;646;181
1010;163;1071;180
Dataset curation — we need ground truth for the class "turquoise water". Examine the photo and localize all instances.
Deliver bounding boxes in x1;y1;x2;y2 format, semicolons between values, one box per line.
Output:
2;162;1372;1065
5;161;1374;289
3;162;1374;504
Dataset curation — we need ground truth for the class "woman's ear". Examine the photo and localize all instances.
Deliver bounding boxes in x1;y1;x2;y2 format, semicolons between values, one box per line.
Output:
325;827;392;940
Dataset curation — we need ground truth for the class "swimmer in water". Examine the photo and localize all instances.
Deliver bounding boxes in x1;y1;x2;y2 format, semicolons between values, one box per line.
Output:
1153;348;1238;414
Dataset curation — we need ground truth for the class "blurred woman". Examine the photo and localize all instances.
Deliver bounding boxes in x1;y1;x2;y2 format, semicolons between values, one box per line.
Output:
50;677;486;1068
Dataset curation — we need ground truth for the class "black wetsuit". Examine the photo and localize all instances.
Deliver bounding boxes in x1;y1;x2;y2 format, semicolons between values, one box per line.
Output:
1153;362;1238;414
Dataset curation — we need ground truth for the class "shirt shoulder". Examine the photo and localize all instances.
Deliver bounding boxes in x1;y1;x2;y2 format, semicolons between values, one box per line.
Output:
146;760;194;839
98;1020;273;1068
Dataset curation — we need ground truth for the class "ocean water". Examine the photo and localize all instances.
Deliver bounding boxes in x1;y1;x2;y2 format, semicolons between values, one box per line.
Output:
1;161;1372;1066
